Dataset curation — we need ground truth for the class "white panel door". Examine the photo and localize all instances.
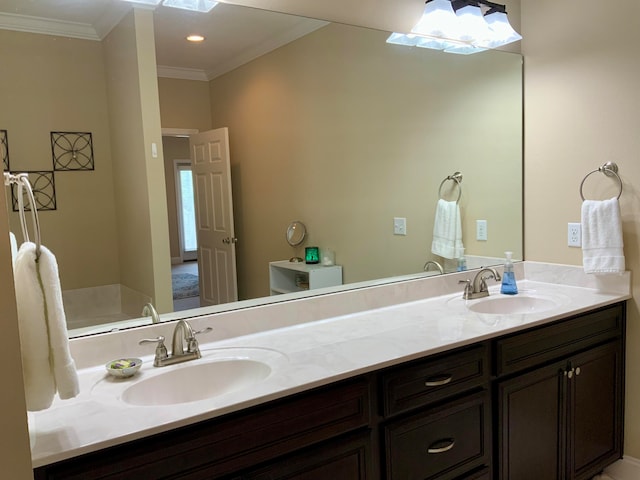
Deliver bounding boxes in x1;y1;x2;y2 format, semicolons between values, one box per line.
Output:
189;128;237;305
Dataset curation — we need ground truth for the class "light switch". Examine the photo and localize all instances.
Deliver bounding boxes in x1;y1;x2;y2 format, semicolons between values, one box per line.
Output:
151;142;158;158
476;219;488;241
394;217;407;236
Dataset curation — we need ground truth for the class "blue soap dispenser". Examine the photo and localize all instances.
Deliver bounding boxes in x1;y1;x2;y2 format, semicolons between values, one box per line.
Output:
500;251;518;295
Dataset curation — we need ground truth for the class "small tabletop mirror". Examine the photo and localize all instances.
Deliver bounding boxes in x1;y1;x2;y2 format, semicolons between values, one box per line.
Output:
286;221;307;262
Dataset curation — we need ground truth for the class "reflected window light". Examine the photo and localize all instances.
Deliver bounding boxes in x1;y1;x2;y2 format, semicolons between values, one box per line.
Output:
162;0;218;13
120;0;218;13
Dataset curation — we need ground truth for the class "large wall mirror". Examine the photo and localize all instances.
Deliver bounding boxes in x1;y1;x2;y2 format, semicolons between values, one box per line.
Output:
0;0;522;338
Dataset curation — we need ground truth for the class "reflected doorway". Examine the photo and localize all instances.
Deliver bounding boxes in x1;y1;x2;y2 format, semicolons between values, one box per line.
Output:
172;159;200;311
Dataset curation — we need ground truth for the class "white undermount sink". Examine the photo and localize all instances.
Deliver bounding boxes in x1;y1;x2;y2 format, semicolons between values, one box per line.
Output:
466;293;561;315
122;359;271;406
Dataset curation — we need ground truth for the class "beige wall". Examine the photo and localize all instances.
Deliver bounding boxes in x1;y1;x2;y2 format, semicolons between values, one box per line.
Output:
522;0;640;457
158;77;212;132
208;23;522;300
0;29;120;290
103;9;172;313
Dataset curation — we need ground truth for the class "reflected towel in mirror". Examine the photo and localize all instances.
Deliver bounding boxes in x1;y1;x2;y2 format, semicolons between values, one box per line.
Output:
13;242;79;411
431;199;464;259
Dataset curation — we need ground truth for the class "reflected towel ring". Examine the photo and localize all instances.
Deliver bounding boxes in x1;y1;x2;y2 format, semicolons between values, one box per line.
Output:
579;162;623;201
5;172;42;259
438;172;463;204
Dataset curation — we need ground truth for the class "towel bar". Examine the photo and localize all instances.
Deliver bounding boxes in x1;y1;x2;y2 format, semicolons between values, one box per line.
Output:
579;162;622;201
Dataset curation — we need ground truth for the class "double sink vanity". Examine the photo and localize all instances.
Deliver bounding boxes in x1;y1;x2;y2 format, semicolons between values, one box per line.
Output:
32;262;630;479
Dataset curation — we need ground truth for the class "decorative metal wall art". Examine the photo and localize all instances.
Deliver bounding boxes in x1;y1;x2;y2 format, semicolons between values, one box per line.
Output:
11;171;56;211
51;131;94;171
1;130;9;172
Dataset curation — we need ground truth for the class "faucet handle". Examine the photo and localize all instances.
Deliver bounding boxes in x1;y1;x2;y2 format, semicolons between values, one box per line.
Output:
139;335;169;366
193;327;213;336
187;327;213;353
459;279;472;299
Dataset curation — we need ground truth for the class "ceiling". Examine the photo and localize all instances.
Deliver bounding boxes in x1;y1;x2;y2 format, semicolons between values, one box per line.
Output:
0;0;327;80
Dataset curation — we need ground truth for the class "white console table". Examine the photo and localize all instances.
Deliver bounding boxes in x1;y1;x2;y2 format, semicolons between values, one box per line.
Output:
269;260;343;295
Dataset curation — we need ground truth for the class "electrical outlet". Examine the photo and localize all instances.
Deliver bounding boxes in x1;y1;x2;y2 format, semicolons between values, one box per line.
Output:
394;217;407;236
568;223;581;247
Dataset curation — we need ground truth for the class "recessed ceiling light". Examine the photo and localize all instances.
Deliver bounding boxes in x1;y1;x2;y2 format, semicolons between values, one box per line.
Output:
186;34;205;43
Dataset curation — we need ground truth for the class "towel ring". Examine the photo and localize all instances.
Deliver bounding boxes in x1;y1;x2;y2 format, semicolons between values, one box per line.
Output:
438;172;463;204
579;162;622;201
10;173;42;259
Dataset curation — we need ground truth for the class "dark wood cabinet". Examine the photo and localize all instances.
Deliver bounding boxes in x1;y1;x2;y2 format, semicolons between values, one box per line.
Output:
496;304;625;480
34;302;625;480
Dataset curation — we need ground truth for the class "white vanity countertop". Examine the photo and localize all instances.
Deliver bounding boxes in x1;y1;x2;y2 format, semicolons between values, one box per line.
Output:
31;265;631;468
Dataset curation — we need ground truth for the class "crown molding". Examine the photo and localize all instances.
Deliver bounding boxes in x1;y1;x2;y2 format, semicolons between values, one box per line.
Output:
157;65;209;81
93;3;132;40
205;17;328;80
0;12;99;40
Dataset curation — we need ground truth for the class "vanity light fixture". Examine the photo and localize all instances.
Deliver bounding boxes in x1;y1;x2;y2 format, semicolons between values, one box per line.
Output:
121;0;218;13
387;0;521;55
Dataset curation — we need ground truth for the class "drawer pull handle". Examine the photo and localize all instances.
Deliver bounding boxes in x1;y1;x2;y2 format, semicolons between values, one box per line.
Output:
425;375;453;387
427;438;455;454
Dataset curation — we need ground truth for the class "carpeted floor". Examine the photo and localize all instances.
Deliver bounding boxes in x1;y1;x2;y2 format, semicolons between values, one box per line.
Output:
172;273;199;300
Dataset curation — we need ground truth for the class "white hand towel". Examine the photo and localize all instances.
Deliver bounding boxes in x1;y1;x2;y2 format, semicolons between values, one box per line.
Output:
431;199;464;260
13;242;79;411
581;197;625;274
38;243;79;400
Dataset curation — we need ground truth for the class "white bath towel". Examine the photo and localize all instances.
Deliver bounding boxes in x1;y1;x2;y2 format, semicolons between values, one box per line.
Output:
431;199;464;259
581;197;625;274
13;242;79;411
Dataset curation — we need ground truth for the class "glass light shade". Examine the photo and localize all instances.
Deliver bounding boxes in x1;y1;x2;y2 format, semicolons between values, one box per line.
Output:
386;32;419;47
444;42;487;55
481;11;522;48
415;36;450;50
411;0;460;40
453;4;492;43
162;0;218;12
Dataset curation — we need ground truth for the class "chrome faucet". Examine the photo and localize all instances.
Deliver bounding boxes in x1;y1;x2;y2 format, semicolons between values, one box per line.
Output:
423;260;444;274
139;320;212;367
142;303;161;324
459;267;502;300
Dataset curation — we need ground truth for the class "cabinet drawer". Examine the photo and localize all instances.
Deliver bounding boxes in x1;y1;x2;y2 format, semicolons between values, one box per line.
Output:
385;391;491;480
495;303;624;377
382;343;489;417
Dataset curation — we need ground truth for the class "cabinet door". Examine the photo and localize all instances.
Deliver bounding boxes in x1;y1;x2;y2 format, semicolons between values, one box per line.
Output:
497;359;567;480
242;432;372;480
568;342;623;480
